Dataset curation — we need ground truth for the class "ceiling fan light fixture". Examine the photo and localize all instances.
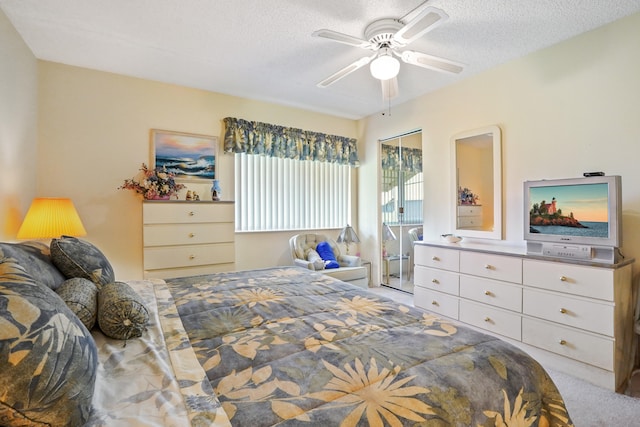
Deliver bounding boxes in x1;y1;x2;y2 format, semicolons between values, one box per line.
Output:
370;49;400;80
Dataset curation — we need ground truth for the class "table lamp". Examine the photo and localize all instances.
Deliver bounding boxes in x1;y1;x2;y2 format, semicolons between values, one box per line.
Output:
381;223;396;258
336;224;360;254
17;198;87;240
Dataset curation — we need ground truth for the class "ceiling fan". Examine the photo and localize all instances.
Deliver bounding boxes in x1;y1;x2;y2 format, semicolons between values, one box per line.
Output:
312;2;464;99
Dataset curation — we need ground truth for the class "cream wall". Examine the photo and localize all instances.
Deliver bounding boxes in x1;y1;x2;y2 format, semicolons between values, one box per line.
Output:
36;62;358;280
358;12;640;282
0;10;38;240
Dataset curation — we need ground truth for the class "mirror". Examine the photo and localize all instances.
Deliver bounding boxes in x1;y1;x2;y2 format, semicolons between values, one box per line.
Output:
380;131;423;294
452;125;502;240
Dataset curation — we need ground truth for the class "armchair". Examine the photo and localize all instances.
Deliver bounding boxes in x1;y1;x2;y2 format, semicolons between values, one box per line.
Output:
289;233;368;288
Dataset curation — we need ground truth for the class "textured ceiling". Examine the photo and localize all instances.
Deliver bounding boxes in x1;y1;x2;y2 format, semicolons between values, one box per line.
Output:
2;0;640;119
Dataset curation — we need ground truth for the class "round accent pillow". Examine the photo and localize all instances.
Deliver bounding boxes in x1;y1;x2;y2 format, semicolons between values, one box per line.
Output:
98;281;149;340
50;236;115;288
56;277;99;330
0;258;97;427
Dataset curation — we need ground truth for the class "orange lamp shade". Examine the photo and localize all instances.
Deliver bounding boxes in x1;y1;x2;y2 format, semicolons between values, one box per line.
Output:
17;198;87;239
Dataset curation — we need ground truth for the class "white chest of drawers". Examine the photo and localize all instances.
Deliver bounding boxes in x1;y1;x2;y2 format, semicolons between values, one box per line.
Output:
457;205;483;228
413;241;635;392
143;201;235;279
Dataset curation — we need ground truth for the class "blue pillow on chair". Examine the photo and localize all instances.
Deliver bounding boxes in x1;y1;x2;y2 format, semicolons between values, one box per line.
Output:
316;241;340;269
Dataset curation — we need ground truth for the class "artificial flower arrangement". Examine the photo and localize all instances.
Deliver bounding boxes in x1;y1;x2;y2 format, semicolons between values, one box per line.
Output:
119;163;185;200
458;186;479;205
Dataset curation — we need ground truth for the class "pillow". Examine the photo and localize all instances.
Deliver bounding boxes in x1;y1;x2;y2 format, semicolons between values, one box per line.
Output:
305;248;325;270
316;241;339;269
50;236;115;288
0;258;97;427
0;241;65;290
56;277;99;330
98;281;149;340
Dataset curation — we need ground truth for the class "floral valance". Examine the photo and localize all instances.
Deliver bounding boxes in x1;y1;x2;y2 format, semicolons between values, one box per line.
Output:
381;143;422;173
223;117;359;166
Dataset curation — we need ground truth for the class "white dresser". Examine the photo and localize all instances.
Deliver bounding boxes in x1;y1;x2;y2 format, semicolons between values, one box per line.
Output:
143;201;235;279
456;205;483;228
414;240;635;392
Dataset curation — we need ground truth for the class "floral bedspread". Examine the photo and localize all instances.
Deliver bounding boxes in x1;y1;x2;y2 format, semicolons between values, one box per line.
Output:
166;267;574;427
86;279;230;427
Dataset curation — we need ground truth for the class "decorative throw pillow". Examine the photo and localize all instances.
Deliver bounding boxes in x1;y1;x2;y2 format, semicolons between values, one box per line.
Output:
56;277;99;330
316;241;340;269
50;236;115;288
0;241;65;290
0;258;97;427
98;281;149;340
305;248;325;270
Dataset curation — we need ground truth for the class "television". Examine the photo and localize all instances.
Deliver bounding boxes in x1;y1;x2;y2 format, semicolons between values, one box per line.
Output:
523;175;623;263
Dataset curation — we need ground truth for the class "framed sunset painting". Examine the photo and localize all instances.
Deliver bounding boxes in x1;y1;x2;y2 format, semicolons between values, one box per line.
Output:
150;129;218;182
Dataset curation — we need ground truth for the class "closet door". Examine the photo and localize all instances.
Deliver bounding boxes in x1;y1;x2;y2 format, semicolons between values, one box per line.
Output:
380;131;423;293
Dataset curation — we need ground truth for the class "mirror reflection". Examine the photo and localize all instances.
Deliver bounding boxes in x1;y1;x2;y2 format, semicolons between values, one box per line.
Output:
380;131;423;294
452;125;502;240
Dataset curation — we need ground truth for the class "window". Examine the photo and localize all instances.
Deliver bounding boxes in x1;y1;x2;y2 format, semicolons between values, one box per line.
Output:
234;153;351;231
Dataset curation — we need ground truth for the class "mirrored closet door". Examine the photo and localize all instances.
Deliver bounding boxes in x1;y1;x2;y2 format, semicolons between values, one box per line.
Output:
380;130;423;294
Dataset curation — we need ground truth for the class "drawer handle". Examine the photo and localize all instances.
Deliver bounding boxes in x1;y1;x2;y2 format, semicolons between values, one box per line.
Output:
484;264;494;270
484;317;491;322
484;290;492;296
559;308;567;314
559;339;567;345
559;276;567;282
431;279;439;284
431;300;439;306
432;256;440;261
189;255;196;260
189;211;195;216
189;233;195;238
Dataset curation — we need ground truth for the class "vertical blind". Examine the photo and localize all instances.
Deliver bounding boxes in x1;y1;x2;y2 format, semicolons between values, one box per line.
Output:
235;153;350;231
225;117;358;232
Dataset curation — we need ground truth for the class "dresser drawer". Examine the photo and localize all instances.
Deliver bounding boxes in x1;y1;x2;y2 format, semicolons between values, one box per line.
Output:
460;252;522;283
523;288;614;336
144;222;234;246
143;242;235;270
414;245;459;272
459;300;521;340
460;275;522;312
414;287;459;319
523;259;614;301
457;216;482;228
523;318;614;371
457;205;483;216
143;202;234;224
414;266;459;296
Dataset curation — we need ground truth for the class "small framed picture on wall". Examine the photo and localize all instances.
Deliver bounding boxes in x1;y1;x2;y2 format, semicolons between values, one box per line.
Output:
150;129;218;182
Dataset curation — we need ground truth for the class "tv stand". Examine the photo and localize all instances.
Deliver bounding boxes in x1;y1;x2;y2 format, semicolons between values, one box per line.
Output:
413;240;635;392
526;241;621;264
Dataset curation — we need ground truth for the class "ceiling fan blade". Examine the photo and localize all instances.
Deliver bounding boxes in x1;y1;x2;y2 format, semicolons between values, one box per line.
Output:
312;29;373;49
317;55;375;88
381;77;399;100
400;50;464;74
394;6;448;45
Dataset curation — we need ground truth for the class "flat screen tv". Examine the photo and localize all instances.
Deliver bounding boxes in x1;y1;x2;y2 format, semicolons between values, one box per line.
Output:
523;175;622;262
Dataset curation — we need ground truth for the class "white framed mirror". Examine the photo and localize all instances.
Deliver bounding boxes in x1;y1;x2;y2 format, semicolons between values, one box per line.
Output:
451;125;502;240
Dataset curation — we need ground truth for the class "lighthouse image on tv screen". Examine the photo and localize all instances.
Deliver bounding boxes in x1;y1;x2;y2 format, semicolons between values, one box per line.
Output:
528;183;609;238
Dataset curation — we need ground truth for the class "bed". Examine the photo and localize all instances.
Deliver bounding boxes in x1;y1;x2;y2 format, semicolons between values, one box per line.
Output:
1;240;574;426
